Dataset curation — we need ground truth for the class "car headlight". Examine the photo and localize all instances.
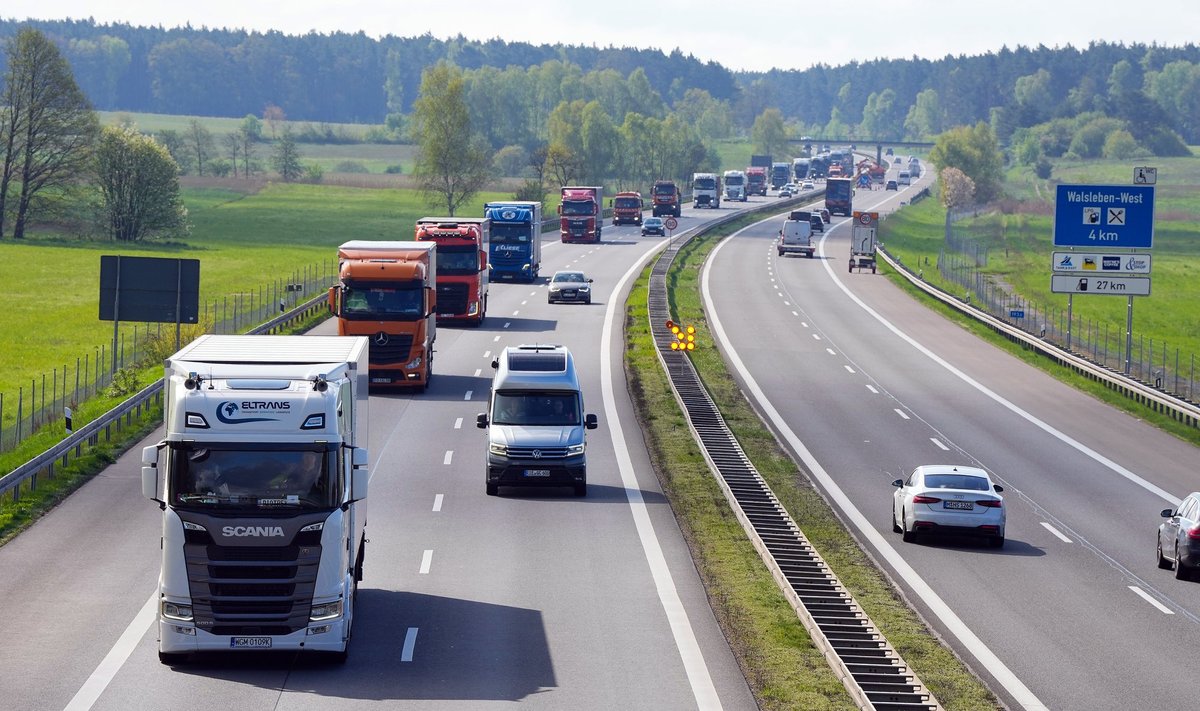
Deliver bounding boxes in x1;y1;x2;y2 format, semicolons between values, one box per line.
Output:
578;285;590;292
567;443;585;456
310;600;343;621
489;442;508;456
162;600;193;621
405;356;423;369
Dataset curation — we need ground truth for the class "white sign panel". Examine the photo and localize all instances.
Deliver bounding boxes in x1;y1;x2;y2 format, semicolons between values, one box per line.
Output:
1133;167;1157;185
1051;252;1152;274
1051;274;1151;296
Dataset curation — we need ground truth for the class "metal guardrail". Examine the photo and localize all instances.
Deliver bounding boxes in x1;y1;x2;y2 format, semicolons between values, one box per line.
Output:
876;246;1200;429
1;292;331;501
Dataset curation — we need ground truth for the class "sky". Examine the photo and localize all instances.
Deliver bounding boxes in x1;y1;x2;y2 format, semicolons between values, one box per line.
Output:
4;0;1200;74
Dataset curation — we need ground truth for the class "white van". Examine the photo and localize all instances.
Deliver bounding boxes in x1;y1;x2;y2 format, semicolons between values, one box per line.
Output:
897;171;911;186
477;344;598;496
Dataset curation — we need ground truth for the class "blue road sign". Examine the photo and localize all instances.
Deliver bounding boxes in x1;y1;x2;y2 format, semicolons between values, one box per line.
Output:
1054;184;1154;248
1009;310;1025;319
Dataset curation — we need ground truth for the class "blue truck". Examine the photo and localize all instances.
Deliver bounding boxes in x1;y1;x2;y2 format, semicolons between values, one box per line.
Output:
484;201;543;282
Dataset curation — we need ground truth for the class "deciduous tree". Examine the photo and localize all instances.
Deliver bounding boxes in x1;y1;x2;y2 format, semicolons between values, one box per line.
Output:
929;122;1004;203
271;126;303;182
94;124;187;242
411;61;491;216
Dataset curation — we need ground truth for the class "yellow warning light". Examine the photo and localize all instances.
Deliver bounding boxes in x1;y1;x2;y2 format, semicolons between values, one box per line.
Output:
686;325;696;336
686;342;695;350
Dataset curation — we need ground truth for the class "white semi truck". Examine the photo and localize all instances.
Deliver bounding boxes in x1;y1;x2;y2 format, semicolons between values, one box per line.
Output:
141;334;370;664
723;170;746;202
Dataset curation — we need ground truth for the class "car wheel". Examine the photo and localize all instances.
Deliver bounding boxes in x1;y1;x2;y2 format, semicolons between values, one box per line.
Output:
892;504;902;533
158;651;189;665
486;482;498;496
901;509;916;543
573;482;587;497
989;536;1005;549
1175;544;1190;580
1158;537;1172;569
584;296;591;304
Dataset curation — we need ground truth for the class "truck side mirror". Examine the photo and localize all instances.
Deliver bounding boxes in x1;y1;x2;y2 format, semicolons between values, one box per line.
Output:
476;413;488;428
557;205;563;215
142;445;163;503
585;413;598;430
479;250;487;272
327;286;339;315
350;447;369;502
426;286;436;315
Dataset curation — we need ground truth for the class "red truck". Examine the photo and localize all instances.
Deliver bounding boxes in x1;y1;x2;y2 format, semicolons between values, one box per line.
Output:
559;186;603;243
651;180;681;217
611;191;644;225
415;217;490;326
745;167;768;196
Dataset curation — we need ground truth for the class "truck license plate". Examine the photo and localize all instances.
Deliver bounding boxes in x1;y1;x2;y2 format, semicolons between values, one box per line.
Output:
524;469;551;477
231;636;272;649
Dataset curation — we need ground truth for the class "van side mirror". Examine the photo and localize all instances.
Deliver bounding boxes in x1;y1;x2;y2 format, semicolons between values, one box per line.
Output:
476;413;489;428
585;413;598;430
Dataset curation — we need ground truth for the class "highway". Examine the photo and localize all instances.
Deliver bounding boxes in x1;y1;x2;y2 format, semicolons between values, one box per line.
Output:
0;197;766;711
703;167;1200;710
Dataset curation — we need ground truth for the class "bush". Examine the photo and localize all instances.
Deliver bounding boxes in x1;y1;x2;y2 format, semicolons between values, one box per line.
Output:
384;164;404;174
333;160;369;173
303;163;325;183
514;179;546;202
1034;157;1053;179
493;144;529;177
208;158;233;177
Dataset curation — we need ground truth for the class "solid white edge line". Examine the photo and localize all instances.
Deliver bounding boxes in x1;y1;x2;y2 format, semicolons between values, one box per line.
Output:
703;219;1049;711
401;627;419;662
1039;521;1073;543
419;550;433;575
602;233;722;710
63;591;158;711
1128;586;1174;614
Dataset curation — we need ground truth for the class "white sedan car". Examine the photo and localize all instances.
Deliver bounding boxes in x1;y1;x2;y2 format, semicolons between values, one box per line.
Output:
892;465;1006;547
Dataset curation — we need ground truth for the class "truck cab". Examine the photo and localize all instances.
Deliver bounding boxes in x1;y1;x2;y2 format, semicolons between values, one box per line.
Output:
691;172;720;209
611;191;644;226
651;180;681;217
485;201;542;283
476;344;598;497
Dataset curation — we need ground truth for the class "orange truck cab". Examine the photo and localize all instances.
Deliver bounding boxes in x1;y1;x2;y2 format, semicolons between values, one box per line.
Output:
610;191;644;226
415;217;489;326
329;241;437;391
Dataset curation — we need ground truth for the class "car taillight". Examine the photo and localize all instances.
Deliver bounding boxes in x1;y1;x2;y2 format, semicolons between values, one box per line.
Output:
1188;527;1200;540
912;495;941;504
976;500;1003;508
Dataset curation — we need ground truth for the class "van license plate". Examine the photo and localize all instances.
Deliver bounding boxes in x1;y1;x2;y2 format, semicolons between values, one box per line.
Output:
231;637;272;649
524;469;551;477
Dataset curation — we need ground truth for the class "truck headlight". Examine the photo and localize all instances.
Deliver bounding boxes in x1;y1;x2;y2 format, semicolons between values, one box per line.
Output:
162;600;193;621
567;443;585;456
310;600;342;621
489;442;508;456
405;356;423;369
468;301;480;316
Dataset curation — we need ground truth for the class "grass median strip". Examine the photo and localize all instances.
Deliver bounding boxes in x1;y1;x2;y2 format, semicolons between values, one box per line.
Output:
624;213;1001;709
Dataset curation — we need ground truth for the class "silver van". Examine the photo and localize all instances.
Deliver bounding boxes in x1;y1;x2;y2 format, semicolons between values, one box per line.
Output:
897;171;911;186
476;344;598;496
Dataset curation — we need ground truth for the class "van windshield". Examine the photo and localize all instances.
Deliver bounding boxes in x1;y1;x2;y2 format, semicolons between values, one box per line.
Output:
492;391;580;426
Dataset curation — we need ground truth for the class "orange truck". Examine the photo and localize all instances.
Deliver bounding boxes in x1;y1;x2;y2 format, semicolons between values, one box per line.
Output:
415;217;490;326
611;191;644;226
329;241;437;391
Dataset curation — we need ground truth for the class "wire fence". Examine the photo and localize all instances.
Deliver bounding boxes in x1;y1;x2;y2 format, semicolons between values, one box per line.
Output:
933;216;1196;404
0;260;337;456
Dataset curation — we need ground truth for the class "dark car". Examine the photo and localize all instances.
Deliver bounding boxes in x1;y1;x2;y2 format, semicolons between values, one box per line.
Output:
809;215;824;233
547;270;593;304
641;216;665;236
885;180;899;191
1159;491;1200;579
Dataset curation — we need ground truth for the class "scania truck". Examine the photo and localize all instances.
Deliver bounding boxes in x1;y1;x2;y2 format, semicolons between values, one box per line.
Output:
559;186;603;243
691;172;720;209
723;170;746;201
329;241;437;391
484;201;542;282
415;217;489;326
141;334;370;664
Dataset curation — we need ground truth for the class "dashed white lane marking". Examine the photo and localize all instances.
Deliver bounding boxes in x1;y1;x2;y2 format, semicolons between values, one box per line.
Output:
504;322;511;329
493;336;501;342
844;365;856;374
1129;586;1174;614
433;494;444;512
930;438;949;451
401;627;419;662
1040;522;1073;543
512;310;520;316
464;390;473;401
474;369;481;377
443;451;453;465
483;350;491;358
826;348;836;355
812;333;822;341
866;384;879;394
419;550;433;575
894;409;910;420
454;417;463;429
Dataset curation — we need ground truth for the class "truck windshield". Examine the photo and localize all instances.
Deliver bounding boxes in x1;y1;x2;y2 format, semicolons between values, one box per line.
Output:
561;200;594;216
694;178;716;190
614;197;640;209
492;223;531;243
725;176;744;186
168;444;339;511
492;391;581;426
652;185;675;196
437;245;479;275
341;284;423;320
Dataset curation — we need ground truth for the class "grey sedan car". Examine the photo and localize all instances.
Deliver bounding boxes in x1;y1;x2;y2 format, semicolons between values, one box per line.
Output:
1158;491;1200;579
893;465;1006;547
547;270;593;304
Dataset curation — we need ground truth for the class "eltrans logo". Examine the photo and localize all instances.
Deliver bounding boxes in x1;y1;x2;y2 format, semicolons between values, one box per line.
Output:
216;401;291;425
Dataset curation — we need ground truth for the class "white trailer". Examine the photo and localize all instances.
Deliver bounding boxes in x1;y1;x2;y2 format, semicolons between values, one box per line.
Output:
142;334;370;664
850;210;878;273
